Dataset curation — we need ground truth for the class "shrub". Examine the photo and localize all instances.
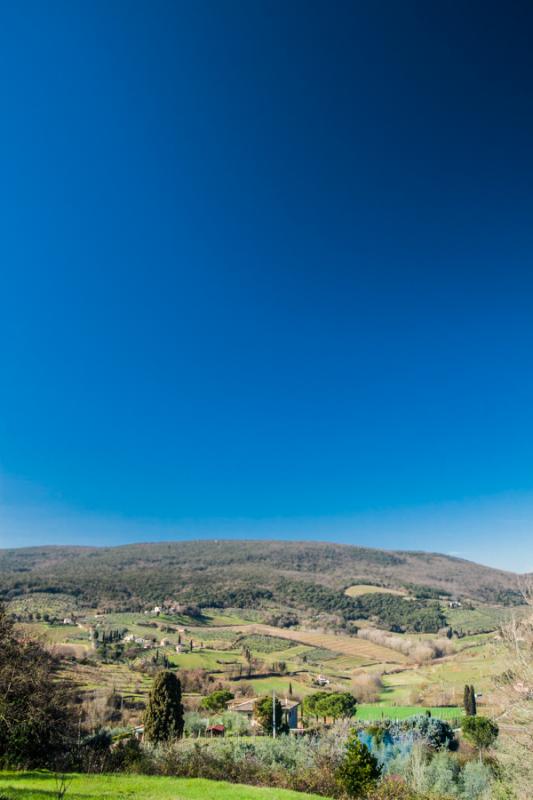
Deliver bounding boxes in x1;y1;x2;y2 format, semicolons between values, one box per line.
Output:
78;729;112;772
368;776;420;799
461;716;498;750
254;695;287;735
461;759;493;799
352;673;384;703
421;750;460;797
403;716;455;750
183;712;208;738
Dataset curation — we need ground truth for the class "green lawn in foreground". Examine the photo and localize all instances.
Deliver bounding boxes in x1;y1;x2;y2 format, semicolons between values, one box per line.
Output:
0;772;328;800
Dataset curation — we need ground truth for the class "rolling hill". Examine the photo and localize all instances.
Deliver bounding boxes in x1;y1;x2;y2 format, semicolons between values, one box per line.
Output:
0;539;522;616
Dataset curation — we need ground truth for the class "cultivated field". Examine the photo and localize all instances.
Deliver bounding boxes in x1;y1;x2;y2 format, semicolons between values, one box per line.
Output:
356;704;463;721
6;592;514;732
345;584;407;597
216;624;409;665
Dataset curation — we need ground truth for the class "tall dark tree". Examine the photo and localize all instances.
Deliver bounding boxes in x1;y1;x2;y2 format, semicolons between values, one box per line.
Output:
463;684;471;715
470;684;477;716
463;684;478;715
143;670;184;742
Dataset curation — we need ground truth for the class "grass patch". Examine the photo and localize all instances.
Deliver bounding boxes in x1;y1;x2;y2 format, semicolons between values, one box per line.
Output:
345;585;406;598
356;704;463;721
230;675;313;696
0;772;327;799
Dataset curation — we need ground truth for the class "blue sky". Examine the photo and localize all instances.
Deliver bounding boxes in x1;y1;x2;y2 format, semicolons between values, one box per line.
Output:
1;2;533;571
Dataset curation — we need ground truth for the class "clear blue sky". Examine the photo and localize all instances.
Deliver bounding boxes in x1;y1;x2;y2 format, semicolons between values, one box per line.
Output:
1;1;533;571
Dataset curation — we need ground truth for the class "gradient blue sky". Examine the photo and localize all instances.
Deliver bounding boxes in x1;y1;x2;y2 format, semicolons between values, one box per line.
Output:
1;1;533;571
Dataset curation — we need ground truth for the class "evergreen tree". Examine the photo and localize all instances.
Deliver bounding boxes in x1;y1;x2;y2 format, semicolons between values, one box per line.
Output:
143;670;184;742
200;689;234;713
337;731;382;797
470;684;477;716
463;685;472;715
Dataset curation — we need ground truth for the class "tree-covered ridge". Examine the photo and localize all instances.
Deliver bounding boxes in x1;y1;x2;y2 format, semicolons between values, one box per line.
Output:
0;540;523;631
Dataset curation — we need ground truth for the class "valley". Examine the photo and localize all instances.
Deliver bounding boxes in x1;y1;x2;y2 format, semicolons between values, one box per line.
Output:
2;540;523;736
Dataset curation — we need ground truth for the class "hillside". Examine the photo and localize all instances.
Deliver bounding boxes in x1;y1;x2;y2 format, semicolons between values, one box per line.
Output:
0;540;521;620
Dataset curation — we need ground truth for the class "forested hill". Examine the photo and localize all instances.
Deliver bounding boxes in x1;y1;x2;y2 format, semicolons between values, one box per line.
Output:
0;539;521;614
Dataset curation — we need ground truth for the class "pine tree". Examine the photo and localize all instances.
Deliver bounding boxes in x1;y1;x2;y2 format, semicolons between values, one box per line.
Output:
143;670;184;742
337;731;382;797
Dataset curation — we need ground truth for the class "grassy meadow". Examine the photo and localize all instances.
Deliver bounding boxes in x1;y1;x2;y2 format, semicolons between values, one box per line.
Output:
345;584;407;597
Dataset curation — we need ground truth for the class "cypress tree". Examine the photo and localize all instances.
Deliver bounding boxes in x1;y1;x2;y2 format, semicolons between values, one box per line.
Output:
463;684;471;715
143;670;184;742
470;684;477;716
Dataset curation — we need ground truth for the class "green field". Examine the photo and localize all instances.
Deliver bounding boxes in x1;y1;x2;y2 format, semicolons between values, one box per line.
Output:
10;600;510;729
356;703;463;721
0;772;327;800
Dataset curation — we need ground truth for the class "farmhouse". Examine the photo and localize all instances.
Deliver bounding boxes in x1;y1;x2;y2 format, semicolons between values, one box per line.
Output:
124;636;154;648
228;697;300;730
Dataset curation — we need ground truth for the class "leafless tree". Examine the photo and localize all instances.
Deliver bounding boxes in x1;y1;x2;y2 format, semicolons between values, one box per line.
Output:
494;577;533;799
